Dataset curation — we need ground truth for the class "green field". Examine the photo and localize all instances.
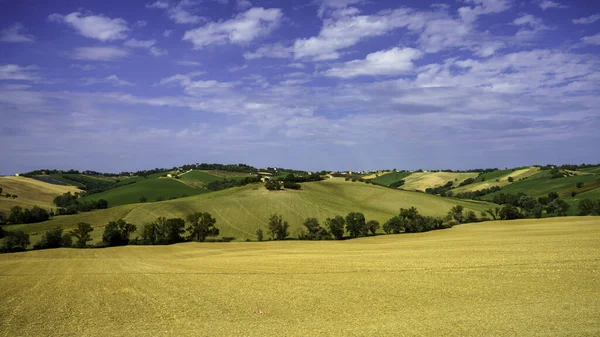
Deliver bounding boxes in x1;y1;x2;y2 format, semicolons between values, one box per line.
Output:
370;171;412;186
79;174;208;207
1;216;598;336
179;170;224;187
452;167;541;193
9;178;495;244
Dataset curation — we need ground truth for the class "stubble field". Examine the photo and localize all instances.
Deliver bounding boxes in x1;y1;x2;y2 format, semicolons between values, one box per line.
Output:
0;216;598;336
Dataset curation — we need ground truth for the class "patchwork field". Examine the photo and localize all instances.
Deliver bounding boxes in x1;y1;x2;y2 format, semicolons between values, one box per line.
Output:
452;166;541;193
0;216;598;336
8;178;494;244
0;176;81;213
400;172;479;191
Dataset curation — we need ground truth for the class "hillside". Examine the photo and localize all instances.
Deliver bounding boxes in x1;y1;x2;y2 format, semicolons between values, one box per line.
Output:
1;216;598;336
399;172;479;191
0;176;81;213
8;178;495;243
79;173;209;207
370;171;412;186
452;166;541;193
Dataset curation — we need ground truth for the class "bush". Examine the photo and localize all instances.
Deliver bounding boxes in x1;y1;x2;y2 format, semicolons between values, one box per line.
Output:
1;231;30;253
283;181;301;190
265;181;282;191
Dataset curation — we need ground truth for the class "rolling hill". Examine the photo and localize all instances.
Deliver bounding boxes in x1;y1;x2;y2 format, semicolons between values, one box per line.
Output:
0;176;81;213
451;166;541;193
7;178;495;244
370;171;412;186
399;171;480;191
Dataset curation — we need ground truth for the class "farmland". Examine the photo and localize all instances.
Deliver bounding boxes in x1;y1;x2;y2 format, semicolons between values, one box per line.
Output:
0;216;598;336
7;178;494;244
399;172;479;191
370;171;412;186
0;176;81;213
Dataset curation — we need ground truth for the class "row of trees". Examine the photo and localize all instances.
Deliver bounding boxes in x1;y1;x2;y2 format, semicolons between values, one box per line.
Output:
4;206;49;224
53;192;108;215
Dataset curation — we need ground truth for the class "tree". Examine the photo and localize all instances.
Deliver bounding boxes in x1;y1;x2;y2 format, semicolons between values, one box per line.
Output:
548;192;559;203
265;181;282;191
71;222;94;248
449;205;464;223
345;212;366;238
256;228;264;241
1;231;30;252
7;206;23;224
383;216;403;234
578;199;600;216
186;212;219;242
576;182;584;188
366;220;379;235
326;216;345;240
163;218;186;243
485;208;497;220
465;211;478;223
268;214;289;240
0;187;2;195
96;199;108;209
300;218;329;240
499;204;523;220
139;196;148;203
61;232;72;247
34;227;64;249
102;219;136;246
546;199;570;216
508;177;514;183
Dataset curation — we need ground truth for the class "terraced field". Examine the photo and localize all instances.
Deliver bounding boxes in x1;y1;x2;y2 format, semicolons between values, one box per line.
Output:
1;216;598;336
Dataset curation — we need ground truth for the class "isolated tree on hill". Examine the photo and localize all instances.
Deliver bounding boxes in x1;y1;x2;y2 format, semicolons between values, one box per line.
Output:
186;212;219;242
345;212;366;238
102;219;136;246
366;220;379;235
71;222;94;248
326;216;345;240
268;214;289;240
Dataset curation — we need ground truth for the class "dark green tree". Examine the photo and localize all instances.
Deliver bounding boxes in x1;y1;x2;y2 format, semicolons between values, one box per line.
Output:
34;227;64;249
71;222;94;248
499;204;523;220
256;228;264;241
366;220;379;235
546;199;570;216
578;199;599;216
448;205;464;223
61;232;72;247
326;216;345;240
186;212;219;242
139;196;148;203
383;216;403;234
102;219;136;246
345;212;366;238
268;214;289;240
1;231;30;252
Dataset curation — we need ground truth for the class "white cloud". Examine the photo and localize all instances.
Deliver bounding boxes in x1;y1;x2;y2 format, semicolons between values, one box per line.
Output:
513;14;552;40
244;43;291;59
0;23;35;43
573;14;600;25
183;7;282;49
323;48;423;78
150;46;168;56
156;72;234;96
163;30;173;37
458;0;512;23
124;38;156;48
48;12;129;41
82;75;134;86
147;0;204;24
146;1;169;9
537;0;567;10
228;64;248;72
0;64;40;81
70;64;96;71
176;60;202;66
237;0;252;10
72;47;130;61
134;20;148;28
288;63;306;69
582;33;600;46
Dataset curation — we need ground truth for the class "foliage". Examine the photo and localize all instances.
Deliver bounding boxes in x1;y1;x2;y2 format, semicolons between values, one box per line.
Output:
366;220;380;235
102;219;137;246
459;178;475;187
499;204;524;220
1;231;30;253
578;199;600;216
256;228;264;241
453;186;502;200
34;227;70;250
299;218;330;240
186;212;219;242
345;212;367;238
7;205;50;224
268;214;289;240
283;181;302;190
265;181;283;191
546;199;570;216
139;196;148;203
448;205;464;223
71;222;94;248
141;217;187;245
425;181;453;196
326;216;346;240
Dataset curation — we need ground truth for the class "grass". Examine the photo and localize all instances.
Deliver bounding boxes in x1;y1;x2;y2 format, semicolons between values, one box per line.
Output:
79;176;208;207
9;178;495;243
400;172;479;191
0;176;81;213
0;216;598;336
370;171;412;186
452;167;541;193
179;170;223;187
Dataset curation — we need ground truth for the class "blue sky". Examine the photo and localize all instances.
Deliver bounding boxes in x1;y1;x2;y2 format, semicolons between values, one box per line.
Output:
1;0;599;174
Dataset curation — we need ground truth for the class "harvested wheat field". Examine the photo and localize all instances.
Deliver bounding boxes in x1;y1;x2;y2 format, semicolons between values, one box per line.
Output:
1;217;599;336
0;176;81;213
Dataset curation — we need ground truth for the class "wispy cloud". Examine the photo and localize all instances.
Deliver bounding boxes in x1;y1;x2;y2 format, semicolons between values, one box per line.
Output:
573;14;600;25
323;48;423;78
582;33;600;46
48;12;129;41
0;64;40;81
537;0;567;10
0;23;35;43
81;75;134;86
147;0;205;24
71;46;130;61
183;7;282;49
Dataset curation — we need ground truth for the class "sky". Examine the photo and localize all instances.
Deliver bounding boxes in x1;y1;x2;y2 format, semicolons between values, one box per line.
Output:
1;0;599;174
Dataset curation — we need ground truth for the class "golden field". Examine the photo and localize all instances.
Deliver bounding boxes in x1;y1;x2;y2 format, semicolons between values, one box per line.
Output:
0;216;599;336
